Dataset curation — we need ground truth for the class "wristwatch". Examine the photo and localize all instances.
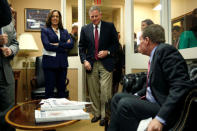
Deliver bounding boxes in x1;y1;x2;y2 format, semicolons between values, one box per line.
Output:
107;51;110;55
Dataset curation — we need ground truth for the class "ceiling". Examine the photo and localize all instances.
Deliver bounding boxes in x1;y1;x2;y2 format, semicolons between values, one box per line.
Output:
71;0;160;23
134;0;159;3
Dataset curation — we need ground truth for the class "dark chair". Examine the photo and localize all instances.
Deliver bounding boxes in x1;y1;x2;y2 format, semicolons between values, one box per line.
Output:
122;72;147;94
31;56;69;99
169;67;197;131
105;68;197;131
170;88;197;131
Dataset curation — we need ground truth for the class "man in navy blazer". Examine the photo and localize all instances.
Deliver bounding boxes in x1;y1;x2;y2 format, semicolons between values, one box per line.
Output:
79;6;119;126
108;24;193;131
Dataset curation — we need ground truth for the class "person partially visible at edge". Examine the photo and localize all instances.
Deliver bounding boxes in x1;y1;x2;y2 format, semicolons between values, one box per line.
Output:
178;8;197;49
108;24;192;131
134;32;138;53
69;23;78;43
79;5;119;126
112;32;124;95
0;0;12;28
68;23;78;56
172;25;181;49
0;4;19;131
136;19;154;46
41;10;74;98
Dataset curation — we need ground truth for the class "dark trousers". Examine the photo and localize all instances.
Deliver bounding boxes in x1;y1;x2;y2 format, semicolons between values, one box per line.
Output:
0;69;15;131
108;93;160;131
43;68;67;98
112;69;122;96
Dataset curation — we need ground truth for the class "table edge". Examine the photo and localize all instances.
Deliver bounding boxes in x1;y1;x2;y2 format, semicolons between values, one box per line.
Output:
5;100;79;130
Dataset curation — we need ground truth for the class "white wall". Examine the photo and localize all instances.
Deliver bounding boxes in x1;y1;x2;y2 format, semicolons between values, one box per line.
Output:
134;3;160;33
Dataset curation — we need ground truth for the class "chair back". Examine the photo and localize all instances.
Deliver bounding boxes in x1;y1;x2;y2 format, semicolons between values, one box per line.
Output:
122;72;147;94
31;56;70;99
35;56;45;88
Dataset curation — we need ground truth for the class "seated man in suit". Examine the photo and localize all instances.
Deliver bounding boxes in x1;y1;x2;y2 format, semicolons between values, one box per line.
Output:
108;24;193;131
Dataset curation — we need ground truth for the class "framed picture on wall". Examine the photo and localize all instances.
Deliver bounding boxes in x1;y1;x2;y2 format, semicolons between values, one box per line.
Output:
25;8;50;31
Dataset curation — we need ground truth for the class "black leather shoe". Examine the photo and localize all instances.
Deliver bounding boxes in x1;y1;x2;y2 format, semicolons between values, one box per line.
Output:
91;116;101;123
99;118;105;126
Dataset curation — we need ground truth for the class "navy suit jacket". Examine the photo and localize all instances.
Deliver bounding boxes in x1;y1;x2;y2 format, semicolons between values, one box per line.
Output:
79;21;119;72
0;0;12;28
41;27;74;68
137;43;192;126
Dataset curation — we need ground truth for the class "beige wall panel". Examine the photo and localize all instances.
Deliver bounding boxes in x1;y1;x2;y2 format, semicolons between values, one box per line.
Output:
171;0;197;19
134;3;160;33
113;9;121;32
66;1;73;32
12;0;61;57
67;69;78;101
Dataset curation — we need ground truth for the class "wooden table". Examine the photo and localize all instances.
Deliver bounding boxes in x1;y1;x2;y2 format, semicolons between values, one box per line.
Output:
5;100;78;130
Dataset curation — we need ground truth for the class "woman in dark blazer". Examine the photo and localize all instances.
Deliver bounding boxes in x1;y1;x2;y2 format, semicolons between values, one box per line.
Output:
41;10;73;98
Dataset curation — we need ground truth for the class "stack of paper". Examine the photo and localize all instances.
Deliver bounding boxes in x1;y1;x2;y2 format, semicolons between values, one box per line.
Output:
35;109;90;123
40;98;92;111
35;98;91;123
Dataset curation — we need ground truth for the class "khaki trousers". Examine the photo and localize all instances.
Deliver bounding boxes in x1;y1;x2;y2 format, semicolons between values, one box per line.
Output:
87;61;112;119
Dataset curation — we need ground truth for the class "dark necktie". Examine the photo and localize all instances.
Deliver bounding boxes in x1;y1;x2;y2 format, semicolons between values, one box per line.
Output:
94;25;99;60
146;60;151;88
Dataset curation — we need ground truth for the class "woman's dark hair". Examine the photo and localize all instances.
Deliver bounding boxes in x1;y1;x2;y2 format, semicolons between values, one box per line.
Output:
46;10;63;30
190;8;197;38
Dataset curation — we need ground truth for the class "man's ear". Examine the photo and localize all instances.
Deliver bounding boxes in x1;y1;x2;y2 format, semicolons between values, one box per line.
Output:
145;37;150;45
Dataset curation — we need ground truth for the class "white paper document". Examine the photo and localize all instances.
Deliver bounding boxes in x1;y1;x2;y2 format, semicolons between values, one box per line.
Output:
43;48;56;56
40;98;92;111
35;109;90;123
137;117;152;131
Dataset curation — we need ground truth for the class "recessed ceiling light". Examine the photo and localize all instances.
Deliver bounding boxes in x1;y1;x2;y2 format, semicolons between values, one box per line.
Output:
153;4;161;10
